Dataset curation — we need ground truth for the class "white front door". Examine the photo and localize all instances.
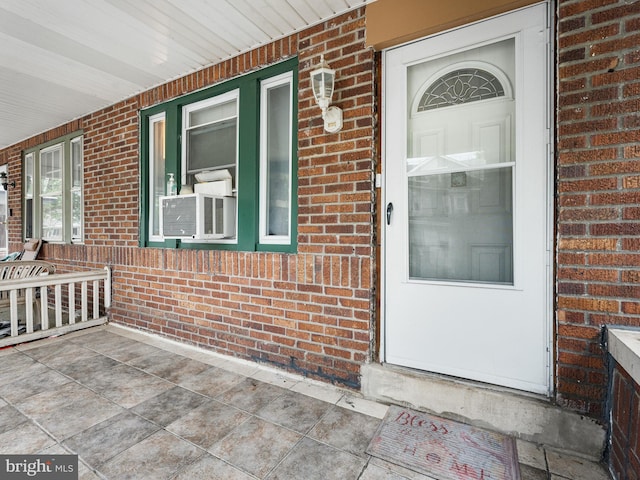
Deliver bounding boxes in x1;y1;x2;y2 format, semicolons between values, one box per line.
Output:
383;3;551;394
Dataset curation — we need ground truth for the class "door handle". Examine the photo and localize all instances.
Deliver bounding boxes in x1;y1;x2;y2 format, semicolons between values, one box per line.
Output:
386;202;393;225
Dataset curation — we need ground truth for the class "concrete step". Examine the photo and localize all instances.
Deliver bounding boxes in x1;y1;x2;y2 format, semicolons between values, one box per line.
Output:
361;363;606;460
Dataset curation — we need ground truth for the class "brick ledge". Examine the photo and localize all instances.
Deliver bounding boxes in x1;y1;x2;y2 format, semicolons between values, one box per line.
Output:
608;328;640;386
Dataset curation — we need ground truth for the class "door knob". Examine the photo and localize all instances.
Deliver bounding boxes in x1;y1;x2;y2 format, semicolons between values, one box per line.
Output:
386;202;393;225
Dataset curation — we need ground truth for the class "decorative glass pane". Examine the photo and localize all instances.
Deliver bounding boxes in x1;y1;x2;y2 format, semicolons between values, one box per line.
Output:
417;68;505;112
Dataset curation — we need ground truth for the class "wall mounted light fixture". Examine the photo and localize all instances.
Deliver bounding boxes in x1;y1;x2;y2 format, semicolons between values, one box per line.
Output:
310;55;343;133
0;172;15;191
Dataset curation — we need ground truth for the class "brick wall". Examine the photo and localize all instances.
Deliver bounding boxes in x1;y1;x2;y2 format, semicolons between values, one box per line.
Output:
557;0;640;418
609;360;640;479
1;8;375;389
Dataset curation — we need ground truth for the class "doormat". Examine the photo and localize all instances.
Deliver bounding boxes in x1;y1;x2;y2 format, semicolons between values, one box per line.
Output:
367;405;520;480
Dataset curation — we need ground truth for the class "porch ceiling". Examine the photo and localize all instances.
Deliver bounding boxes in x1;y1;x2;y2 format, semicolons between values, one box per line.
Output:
0;0;371;150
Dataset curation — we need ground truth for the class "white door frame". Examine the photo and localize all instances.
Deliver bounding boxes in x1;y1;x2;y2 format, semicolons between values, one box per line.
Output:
379;2;554;395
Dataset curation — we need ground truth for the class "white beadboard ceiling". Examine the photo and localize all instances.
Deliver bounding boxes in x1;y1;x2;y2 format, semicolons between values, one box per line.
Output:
0;0;371;150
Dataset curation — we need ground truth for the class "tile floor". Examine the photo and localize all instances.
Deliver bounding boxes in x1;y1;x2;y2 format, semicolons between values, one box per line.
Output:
0;325;612;480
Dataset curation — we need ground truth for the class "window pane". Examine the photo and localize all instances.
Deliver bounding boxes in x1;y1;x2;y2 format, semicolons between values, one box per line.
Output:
189;99;236;127
40;145;63;241
40;146;62;195
263;81;291;237
184;95;238;189
25;199;33;239
72;190;82;240
71;137;83;188
408;167;513;284
149;115;165;238
24;152;34;239
186;118;237;172
71;137;83;241
24;152;34;197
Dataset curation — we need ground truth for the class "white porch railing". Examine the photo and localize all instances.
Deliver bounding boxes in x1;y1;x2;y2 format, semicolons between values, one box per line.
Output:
0;266;111;347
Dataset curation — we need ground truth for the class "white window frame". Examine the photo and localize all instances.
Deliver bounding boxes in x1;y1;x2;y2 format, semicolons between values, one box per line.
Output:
23;134;84;244
40;142;64;243
70;136;84;242
181;89;239;189
23;152;35;239
259;72;293;245
148;113;166;242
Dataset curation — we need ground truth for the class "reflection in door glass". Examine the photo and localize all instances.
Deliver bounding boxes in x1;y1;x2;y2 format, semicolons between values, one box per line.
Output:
408;168;513;283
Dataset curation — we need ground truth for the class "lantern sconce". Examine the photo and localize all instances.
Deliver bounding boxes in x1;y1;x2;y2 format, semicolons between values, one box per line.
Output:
310;55;343;133
0;172;15;191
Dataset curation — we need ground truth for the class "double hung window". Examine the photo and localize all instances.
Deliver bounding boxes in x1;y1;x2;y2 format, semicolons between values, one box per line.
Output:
141;58;297;251
23;133;84;243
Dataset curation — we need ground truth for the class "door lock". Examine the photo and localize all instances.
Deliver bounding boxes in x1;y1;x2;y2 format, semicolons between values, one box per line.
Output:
386;202;393;225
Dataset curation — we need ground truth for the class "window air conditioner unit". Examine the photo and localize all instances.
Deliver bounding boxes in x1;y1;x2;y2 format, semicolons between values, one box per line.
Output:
160;193;236;239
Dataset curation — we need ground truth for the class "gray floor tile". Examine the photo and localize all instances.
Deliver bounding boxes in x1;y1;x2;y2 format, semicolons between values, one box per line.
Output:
27;341;99;370
29;392;124;440
81;363;174;408
129;351;211;384
0;422;56;453
166;399;249;449
546;451;610;480
309;405;381;457
71;329;140;354
25;337;96;366
209;416;301;478
127;349;183;372
63;410;160;466
79;464;103;480
104;341;163;363
516;439;547;471
0;354;49;387
0;404;28;434
179;367;245;398
99;430;204;480
257;389;332;434
266;437;367;480
216;377;286;413
171;453;255;480
0;367;72;403
16;381;97;416
0;351;39;373
56;354;120;383
359;462;419;479
520;463;548;480
131;386;208;426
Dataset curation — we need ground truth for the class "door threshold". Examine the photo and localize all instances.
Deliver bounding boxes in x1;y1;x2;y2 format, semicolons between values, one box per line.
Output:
361;362;605;460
